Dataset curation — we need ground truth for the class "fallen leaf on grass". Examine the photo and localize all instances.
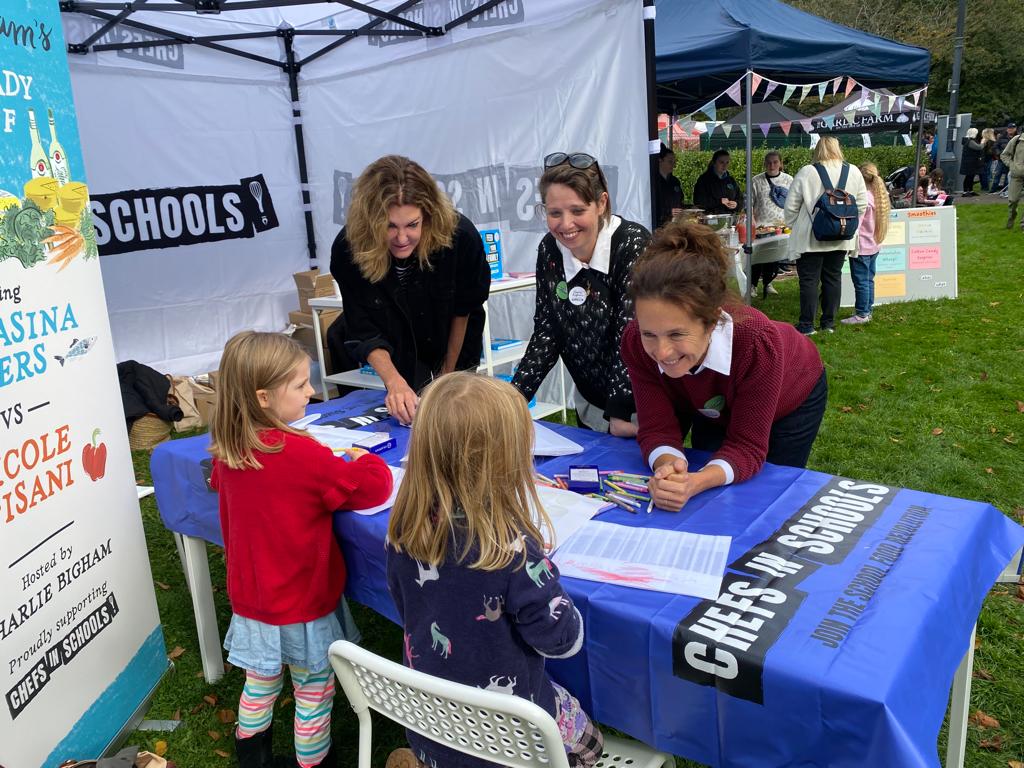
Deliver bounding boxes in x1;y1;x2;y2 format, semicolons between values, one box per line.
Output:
1017;401;1024;413
974;636;983;650
208;730;222;741
191;703;206;714
931;428;943;436
155;581;171;591
1008;760;1024;768
1016;585;1024;602
154;741;167;757
969;710;1001;729
840;406;853;413
972;667;994;681
168;646;186;660
279;695;294;709
1016;508;1024;523
980;371;989;381
214;749;230;758
194;671;205;679
989;301;1001;307
889;437;902;444
991;427;998;434
985;467;994;475
216;708;236;724
1005;435;1018;445
979;735;1003;751
858;403;868;410
171;709;181;721
203;694;218;706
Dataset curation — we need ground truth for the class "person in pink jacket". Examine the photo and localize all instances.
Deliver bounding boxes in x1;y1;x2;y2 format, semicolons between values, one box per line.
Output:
842;162;890;325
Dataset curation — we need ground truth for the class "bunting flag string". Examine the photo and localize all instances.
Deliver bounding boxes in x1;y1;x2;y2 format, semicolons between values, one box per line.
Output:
701;100;717;122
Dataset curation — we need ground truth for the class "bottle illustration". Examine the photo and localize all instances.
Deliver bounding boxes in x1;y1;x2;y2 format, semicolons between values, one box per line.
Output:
28;108;53;179
48;109;70;186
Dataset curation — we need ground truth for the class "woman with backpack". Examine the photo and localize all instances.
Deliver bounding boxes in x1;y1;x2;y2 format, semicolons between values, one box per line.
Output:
784;137;868;336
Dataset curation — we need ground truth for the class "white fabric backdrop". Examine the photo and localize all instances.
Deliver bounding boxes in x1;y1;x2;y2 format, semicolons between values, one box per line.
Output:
64;0;650;383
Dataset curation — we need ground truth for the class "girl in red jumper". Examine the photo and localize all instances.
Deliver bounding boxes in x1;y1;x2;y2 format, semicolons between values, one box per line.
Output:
621;221;827;512
210;331;393;768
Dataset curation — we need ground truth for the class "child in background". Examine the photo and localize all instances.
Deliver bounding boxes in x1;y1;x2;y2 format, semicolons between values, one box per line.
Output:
210;331;393;768
385;373;602;768
843;163;890;325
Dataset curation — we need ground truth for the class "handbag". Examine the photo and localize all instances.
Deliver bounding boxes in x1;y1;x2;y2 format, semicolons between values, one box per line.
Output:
766;175;789;208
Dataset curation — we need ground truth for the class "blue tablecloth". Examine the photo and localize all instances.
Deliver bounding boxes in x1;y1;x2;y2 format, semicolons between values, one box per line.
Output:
151;391;1024;768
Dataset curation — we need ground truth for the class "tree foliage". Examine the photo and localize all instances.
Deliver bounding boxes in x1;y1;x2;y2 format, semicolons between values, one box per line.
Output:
784;0;1024;126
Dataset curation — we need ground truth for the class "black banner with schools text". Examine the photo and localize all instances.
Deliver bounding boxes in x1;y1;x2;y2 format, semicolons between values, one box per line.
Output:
90;174;278;256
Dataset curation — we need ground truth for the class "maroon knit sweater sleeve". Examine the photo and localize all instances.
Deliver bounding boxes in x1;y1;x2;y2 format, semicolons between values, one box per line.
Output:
621;321;689;464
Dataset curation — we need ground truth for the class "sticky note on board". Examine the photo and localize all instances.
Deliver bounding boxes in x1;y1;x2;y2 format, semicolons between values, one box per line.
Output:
876;247;906;272
908;246;941;270
909;220;940;243
883;220;906;245
875;273;906;298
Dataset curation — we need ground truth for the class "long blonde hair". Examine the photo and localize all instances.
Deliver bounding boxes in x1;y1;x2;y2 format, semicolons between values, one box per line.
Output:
345;155;459;283
858;162;890;243
209;331;308;470
812;136;845;163
387;373;552;571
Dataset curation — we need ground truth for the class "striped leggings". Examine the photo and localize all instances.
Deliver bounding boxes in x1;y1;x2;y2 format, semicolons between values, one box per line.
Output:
236;665;335;768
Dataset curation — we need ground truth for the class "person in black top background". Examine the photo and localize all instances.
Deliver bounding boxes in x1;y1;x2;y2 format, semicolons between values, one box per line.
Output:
330;155;490;424
511;152;650;436
692;149;744;215
654;144;684;226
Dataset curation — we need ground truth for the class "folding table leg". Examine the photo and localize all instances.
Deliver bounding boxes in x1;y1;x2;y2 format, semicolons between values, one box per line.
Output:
945;624;975;768
178;533;224;683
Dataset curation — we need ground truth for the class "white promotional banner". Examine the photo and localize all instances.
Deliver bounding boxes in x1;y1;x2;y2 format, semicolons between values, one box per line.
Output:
1;3;167;767
61;0;649;403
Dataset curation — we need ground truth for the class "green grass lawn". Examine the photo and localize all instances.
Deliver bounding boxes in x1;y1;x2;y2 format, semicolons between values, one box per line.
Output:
128;202;1023;767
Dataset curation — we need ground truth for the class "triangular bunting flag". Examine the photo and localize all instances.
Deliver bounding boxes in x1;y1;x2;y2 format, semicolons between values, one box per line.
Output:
782;84;796;104
823;115;836;129
799;84;813;104
701;100;717;122
817;82;827;101
908;90;919;107
739;123;748;137
800;119;814;133
843;109;857;125
844;77;856;97
726;80;743;106
831;76;842;94
779;121;792;136
721;124;733;138
762;80;779;100
886;94;897;113
751;73;763;95
693;121;707;134
759;123;772;137
871;97;882;118
860;87;870;107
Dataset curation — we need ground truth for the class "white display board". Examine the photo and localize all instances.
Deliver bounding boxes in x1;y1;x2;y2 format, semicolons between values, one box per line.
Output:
842;205;958;307
1;3;166;766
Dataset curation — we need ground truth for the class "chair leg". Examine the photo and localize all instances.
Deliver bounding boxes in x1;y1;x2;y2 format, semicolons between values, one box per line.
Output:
356;711;373;768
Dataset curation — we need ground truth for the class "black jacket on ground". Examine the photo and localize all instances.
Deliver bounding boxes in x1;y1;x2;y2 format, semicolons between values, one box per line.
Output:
117;360;183;429
329;213;490;392
692;168;744;215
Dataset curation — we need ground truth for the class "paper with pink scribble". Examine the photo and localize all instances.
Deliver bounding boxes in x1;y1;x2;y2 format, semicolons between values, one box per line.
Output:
552;520;730;598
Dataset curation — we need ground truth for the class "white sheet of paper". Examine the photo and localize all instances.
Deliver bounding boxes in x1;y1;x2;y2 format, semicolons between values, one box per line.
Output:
136;485;155;500
531;484;608;553
305;425;369;452
533;421;584;456
551;520;730;599
346;466;404;516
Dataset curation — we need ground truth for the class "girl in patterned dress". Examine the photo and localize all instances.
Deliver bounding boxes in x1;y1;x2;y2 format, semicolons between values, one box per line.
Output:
385;373;603;768
210;331;393;768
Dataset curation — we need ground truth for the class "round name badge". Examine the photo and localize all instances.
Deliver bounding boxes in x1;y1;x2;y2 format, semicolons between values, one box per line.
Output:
556;281;569;300
568;286;587;306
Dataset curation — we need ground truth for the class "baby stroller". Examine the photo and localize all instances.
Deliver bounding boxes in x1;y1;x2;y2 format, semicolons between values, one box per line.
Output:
886;165;915;209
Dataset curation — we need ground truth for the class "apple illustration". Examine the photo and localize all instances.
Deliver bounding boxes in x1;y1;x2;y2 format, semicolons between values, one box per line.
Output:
82;428;107;481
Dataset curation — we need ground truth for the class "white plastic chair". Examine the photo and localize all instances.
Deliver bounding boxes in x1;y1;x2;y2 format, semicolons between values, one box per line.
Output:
329;640;676;768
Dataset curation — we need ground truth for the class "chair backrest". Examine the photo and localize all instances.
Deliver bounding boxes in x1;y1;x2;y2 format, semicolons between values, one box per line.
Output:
329;640;572;768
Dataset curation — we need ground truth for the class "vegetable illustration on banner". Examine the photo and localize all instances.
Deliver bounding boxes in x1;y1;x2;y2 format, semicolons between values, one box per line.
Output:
1;3;166;767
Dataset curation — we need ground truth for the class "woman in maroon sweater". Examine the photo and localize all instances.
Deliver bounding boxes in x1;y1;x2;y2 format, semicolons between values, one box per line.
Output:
621;221;827;511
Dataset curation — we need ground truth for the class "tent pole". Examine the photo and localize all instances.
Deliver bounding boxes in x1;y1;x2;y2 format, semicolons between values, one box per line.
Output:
643;0;658;231
913;87;927;179
743;69;753;304
283;30;318;269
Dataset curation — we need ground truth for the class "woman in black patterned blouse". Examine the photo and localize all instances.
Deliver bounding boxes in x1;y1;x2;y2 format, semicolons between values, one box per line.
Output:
511;153;651;436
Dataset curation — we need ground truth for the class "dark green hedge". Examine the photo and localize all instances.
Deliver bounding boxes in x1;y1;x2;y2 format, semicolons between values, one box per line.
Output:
673;146;919;201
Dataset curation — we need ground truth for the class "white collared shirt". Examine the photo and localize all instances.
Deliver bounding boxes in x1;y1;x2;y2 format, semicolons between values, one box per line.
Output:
649;311;736;484
556;215;621;282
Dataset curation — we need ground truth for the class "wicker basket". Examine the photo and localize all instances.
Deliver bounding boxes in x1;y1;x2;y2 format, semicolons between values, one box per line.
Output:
129;413;172;450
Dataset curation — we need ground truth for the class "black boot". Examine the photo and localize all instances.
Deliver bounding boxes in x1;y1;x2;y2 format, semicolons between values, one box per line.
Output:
236;729;269;768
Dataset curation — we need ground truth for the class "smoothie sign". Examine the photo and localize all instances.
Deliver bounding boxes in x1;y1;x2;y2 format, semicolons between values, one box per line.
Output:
0;3;166;767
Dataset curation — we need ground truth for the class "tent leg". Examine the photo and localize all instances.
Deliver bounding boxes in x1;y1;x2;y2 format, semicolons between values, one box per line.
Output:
284;30;318;269
743;70;753;304
643;0;658;231
913;86;928;175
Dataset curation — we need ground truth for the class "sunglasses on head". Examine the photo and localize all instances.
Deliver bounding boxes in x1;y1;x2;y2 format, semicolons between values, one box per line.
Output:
543;152;598;170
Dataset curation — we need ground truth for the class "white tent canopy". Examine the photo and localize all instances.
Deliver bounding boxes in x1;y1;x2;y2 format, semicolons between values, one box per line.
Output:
62;0;651;375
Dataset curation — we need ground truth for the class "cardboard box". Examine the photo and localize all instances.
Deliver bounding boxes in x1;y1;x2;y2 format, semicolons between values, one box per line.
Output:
290;326;332;373
288;309;341;337
293;269;336;313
